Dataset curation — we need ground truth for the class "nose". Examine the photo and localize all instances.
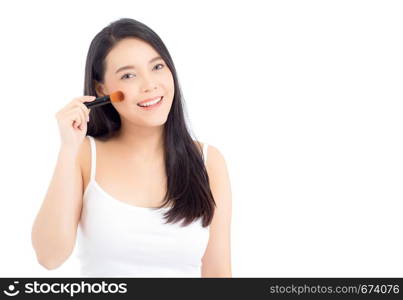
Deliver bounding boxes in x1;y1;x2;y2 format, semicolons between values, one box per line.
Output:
140;74;158;93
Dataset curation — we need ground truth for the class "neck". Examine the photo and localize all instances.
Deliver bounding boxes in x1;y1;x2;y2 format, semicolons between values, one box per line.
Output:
113;120;165;163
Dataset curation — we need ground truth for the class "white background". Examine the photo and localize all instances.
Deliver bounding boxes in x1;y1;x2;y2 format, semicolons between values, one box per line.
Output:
0;0;402;277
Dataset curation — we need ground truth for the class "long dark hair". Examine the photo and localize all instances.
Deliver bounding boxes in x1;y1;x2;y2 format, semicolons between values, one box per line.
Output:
83;18;215;227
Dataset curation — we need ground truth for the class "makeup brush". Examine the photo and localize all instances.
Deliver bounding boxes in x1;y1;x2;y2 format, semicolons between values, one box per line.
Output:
84;91;124;108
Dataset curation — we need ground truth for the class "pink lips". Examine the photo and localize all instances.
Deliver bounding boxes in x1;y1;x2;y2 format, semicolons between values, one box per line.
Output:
137;96;162;106
137;96;164;110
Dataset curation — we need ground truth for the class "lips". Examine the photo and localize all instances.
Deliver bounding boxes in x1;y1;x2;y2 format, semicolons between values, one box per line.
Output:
137;96;164;110
137;96;163;106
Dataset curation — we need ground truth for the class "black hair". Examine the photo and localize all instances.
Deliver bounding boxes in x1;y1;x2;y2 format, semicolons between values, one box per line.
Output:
83;18;215;227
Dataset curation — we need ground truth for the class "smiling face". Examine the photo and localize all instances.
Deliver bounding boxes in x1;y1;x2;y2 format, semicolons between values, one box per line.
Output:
95;37;175;127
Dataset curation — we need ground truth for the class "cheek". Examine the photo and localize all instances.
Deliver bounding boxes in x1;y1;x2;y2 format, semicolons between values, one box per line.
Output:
112;82;136;103
165;75;175;96
167;73;175;87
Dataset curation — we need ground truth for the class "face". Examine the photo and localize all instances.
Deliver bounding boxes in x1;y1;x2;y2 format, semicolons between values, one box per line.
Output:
95;38;175;127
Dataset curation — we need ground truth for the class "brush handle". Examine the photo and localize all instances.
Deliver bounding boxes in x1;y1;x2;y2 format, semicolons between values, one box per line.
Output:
84;95;111;108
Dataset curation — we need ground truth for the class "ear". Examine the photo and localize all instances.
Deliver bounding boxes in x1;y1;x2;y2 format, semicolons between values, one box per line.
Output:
94;80;108;97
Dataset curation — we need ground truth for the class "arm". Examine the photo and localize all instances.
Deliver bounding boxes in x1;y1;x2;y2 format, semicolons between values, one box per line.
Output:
201;145;233;277
31;141;87;270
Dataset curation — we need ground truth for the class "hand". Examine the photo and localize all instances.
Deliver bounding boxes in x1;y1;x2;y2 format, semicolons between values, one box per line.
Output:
55;95;97;153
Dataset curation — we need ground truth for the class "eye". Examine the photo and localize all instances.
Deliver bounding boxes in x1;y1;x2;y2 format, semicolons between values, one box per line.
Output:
154;63;165;70
120;64;164;80
121;73;135;80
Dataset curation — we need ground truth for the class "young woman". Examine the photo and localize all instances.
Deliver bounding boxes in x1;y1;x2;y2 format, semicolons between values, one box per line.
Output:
31;18;232;277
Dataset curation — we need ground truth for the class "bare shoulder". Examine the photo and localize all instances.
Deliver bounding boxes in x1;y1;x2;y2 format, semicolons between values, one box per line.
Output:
204;143;226;172
201;143;231;211
200;142;232;276
196;141;230;193
192;140;227;167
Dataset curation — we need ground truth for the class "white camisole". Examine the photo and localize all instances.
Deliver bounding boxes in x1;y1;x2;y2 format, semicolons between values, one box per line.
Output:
76;136;210;277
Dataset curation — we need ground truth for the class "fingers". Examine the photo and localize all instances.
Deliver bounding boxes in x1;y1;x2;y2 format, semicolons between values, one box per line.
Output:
77;107;85;130
66;108;84;130
78;96;97;103
79;105;89;123
58;96;93;113
77;97;95;123
72;97;95;122
55;96;96;130
70;106;86;130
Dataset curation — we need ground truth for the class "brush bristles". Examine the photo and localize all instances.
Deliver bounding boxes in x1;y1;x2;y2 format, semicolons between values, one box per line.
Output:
110;91;124;102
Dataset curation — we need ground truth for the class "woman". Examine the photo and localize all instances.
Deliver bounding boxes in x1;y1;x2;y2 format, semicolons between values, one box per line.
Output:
31;18;232;277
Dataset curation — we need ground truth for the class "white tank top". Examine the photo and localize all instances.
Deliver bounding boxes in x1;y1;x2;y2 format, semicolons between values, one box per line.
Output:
76;136;210;277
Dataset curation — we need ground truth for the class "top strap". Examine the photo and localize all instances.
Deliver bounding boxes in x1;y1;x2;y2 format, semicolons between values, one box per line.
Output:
203;143;208;165
87;136;96;181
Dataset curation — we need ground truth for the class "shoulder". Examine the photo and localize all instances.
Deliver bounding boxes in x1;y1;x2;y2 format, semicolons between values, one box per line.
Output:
200;143;232;275
204;144;229;185
193;140;227;168
205;144;224;165
194;140;230;191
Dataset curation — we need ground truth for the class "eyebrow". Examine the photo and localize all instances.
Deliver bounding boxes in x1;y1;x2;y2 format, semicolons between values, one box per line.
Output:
115;56;163;74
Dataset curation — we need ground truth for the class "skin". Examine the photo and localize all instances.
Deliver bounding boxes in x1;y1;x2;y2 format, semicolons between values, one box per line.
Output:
83;37;232;276
95;37;174;161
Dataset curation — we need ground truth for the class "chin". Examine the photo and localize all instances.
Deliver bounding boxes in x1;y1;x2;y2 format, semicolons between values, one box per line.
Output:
139;117;169;127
